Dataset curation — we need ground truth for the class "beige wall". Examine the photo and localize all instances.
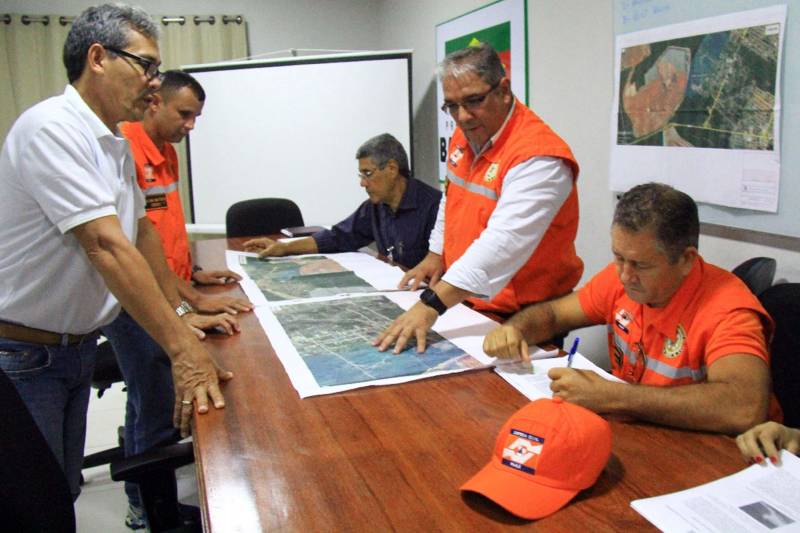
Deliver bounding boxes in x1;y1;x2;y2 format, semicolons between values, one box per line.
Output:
0;0;382;59
4;0;798;358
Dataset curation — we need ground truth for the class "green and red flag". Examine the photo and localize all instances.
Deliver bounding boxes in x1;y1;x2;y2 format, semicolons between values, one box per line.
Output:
445;21;512;80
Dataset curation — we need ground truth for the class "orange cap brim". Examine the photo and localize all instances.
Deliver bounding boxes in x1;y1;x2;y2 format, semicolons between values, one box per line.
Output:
460;460;579;520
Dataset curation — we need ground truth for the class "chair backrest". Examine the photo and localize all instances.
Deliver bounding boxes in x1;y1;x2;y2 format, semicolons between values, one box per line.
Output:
91;339;124;397
732;257;777;297
225;198;304;238
759;283;800;427
0;369;76;532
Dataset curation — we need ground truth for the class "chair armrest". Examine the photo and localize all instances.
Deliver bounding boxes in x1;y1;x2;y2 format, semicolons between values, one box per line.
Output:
110;441;194;482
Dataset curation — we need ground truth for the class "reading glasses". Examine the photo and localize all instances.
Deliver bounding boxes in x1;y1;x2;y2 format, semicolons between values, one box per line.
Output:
440;81;501;116
105;46;162;80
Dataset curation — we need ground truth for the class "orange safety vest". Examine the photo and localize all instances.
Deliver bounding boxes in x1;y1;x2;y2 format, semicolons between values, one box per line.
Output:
444;99;583;314
120;121;192;281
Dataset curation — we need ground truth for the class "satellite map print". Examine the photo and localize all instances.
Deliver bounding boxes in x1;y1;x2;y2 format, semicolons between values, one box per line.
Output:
239;255;374;301
271;295;483;387
618;22;779;150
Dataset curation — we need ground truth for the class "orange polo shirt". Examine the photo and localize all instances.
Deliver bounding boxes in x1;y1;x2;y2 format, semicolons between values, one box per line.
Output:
578;257;772;386
121;121;192;281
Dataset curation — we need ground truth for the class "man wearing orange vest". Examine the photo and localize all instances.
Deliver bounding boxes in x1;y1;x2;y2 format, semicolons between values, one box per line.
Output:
106;70;252;529
376;43;582;354
484;183;777;434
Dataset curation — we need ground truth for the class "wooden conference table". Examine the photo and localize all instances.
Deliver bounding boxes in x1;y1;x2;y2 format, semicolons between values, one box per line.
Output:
191;237;745;532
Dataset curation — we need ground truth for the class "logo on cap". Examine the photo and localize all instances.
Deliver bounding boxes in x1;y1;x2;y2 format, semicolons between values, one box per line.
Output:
501;429;544;475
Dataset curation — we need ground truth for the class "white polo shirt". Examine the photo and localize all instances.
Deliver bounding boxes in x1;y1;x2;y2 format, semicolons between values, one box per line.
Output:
0;85;145;334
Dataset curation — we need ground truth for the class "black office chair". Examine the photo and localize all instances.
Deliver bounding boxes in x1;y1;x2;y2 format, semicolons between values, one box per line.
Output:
225;197;304;238
111;441;199;532
81;341;198;531
759;283;800;428
82;340;127;471
732;257;777;297
0;368;76;532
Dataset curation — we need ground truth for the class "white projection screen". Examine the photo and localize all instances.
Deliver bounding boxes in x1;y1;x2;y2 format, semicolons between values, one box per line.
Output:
184;51;413;228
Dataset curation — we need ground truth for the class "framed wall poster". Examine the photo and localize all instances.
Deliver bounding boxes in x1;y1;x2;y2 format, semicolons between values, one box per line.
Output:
435;0;529;184
610;5;786;213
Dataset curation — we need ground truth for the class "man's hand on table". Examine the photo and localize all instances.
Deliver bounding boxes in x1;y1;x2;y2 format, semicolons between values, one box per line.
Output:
547;367;610;409
171;341;233;437
182;312;240;338
398;252;443;290
193;292;253;315
243;237;289;258
374;301;438;354
193;268;242;286
483;324;530;363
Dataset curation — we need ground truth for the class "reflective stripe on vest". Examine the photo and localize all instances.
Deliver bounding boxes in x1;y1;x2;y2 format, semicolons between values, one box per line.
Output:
611;328;707;382
141;182;179;196
446;170;498;201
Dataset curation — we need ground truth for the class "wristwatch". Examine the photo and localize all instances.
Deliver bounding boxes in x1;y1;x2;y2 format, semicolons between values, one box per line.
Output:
175;300;195;317
419;288;447;316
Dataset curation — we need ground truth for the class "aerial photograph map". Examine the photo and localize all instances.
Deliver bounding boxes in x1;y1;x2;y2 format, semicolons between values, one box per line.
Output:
617;22;779;150
239;255;374;301
271;295;483;387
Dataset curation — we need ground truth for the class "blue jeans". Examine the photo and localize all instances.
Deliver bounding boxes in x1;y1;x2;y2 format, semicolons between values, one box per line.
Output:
102;310;179;509
0;335;97;501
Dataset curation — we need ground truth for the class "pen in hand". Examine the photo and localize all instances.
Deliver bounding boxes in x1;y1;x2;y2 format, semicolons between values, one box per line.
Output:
566;336;580;368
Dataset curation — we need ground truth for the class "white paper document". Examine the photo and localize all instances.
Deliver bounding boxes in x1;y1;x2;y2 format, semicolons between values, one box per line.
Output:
632;451;800;532
494;352;623;401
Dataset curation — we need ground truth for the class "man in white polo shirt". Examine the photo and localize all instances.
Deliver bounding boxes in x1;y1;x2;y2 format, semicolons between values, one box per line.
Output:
0;3;231;503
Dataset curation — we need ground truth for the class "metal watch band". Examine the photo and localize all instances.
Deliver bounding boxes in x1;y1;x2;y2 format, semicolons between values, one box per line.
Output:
175;300;195;317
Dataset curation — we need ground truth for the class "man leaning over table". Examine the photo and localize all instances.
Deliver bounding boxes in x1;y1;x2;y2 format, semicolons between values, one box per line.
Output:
484;183;776;434
375;43;583;354
244;133;441;269
0;3;230;503
107;68;253;529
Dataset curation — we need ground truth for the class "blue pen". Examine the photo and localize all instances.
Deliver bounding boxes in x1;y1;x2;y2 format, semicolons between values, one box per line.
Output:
566;337;580;368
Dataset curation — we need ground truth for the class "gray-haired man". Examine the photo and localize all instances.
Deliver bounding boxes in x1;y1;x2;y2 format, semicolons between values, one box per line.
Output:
244;133;441;269
0;3;230;503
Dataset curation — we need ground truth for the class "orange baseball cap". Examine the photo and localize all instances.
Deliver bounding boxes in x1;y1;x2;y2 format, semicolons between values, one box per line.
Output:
460;397;612;519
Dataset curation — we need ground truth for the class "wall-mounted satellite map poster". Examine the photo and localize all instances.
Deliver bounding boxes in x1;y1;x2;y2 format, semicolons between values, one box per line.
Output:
610;5;786;212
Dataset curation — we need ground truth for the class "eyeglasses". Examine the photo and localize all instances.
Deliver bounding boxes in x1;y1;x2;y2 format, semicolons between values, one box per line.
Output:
358;168;379;180
105;46;161;80
440;81;501;116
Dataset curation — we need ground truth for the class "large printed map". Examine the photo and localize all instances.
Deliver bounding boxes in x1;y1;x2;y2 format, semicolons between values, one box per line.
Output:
239;255;373;301
617;22;779;149
271;295;482;387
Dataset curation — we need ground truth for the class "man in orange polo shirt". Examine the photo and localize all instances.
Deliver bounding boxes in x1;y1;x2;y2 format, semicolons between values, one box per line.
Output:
107;70;252;529
484;183;775;435
375;43;582;354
